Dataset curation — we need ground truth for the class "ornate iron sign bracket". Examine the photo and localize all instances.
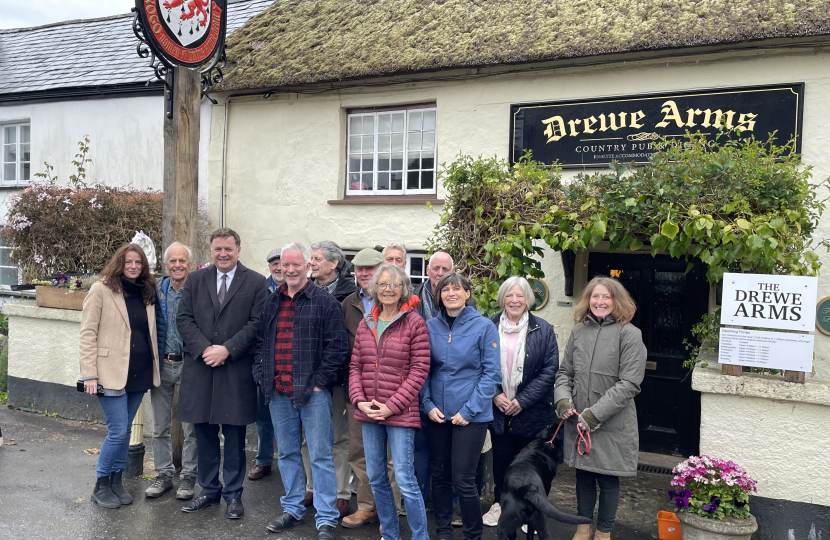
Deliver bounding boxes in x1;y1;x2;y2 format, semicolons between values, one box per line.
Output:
132;8;175;118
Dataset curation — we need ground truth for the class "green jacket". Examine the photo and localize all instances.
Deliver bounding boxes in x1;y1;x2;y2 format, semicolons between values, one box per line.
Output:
554;315;647;476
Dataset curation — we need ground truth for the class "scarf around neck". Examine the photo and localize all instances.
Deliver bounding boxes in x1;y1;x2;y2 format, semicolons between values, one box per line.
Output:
499;310;529;400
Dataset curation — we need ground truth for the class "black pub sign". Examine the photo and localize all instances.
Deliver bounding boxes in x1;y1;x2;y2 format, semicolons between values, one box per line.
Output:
510;84;804;168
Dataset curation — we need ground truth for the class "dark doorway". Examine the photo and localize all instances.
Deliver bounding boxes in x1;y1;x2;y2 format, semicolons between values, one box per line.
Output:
587;253;709;457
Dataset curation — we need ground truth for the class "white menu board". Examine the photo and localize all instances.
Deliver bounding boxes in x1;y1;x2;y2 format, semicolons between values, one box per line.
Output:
719;327;814;372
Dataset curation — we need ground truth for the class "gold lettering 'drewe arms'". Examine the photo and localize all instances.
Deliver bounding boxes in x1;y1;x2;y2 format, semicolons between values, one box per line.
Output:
542;110;646;142
655;100;684;128
655;100;757;131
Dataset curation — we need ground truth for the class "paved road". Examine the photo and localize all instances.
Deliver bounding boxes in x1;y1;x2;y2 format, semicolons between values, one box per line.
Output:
0;406;669;539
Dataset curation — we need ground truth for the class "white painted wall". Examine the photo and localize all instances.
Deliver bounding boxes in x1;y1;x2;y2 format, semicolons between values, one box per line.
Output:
210;44;829;382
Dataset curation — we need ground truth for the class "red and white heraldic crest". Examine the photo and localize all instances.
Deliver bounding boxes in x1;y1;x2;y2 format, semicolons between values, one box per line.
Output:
135;0;227;68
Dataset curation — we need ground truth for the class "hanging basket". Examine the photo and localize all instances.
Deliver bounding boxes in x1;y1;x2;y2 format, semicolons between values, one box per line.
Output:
35;286;88;311
677;512;758;540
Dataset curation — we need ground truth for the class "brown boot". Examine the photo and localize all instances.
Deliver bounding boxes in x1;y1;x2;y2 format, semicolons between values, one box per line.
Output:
593;531;610;540
572;524;593;540
341;509;379;528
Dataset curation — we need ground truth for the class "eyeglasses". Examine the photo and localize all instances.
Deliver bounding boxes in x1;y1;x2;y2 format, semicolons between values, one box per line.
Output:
377;282;403;290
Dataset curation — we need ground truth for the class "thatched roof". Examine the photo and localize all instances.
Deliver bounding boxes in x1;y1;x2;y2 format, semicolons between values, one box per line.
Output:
221;0;830;91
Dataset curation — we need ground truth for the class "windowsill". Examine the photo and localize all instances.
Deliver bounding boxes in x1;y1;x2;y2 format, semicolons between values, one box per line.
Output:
0;182;32;190
328;195;444;205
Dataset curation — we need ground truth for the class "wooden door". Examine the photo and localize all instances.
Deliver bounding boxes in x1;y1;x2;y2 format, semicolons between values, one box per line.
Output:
587;253;709;456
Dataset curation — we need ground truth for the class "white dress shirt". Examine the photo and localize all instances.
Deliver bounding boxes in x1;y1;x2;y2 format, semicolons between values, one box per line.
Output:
217;264;238;293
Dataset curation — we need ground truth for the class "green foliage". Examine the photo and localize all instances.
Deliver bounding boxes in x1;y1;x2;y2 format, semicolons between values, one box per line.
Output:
0;336;8;393
682;310;721;373
428;133;827;315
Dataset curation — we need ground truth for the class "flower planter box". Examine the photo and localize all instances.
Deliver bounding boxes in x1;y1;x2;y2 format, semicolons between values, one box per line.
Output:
677;512;757;540
35;286;88;311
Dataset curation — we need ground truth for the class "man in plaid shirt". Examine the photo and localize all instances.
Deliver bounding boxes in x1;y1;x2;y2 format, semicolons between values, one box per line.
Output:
253;242;349;540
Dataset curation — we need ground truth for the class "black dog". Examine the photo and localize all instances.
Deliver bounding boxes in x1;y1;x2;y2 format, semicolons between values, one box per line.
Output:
496;424;593;540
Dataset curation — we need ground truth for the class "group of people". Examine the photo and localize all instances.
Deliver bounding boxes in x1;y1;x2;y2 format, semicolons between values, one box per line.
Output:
79;227;647;540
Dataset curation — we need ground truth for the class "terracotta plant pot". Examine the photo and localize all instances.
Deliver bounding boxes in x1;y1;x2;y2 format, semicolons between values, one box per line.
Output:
677;512;758;540
35;286;88;311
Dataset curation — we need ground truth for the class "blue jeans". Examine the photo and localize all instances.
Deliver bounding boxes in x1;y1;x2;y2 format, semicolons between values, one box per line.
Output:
256;385;275;466
269;390;339;528
362;422;429;540
97;391;145;478
413;412;431;503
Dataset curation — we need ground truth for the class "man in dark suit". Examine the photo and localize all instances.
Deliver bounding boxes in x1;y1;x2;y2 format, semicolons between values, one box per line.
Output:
177;227;267;519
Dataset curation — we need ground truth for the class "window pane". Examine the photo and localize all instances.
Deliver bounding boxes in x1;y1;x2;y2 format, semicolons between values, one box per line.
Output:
421;170;434;190
422;131;435;150
362;154;374;172
349;116;362;135
391;172;403;190
391;133;404;152
378;134;390;152
422;151;435;170
362;117;374;135
378;114;391;134
377;172;390;190
349;156;360;172
423;110;436;130
349;173;361;190
410;256;423;275
391;153;403;171
409;111;423;131
362;135;374;151
349;136;361;152
4;126;15;144
407;171;419;189
0;249;11;267
408;132;421;151
408;152;420;171
21;143;30;162
378;153;390;171
361;173;373;190
0;267;18;286
20;125;30;144
392;113;404;132
4;144;16;163
21;161;29;181
3;163;14;181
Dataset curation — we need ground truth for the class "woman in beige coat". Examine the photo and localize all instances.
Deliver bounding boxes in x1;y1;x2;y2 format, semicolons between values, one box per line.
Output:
80;244;161;509
554;276;647;540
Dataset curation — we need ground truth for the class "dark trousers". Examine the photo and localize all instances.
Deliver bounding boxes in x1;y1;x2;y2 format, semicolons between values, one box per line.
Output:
575;469;621;533
429;420;488;540
492;432;536;504
194;423;247;502
413;412;431;504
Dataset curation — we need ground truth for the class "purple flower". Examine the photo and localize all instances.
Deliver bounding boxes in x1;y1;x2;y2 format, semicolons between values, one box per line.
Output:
702;496;721;513
668;489;692;509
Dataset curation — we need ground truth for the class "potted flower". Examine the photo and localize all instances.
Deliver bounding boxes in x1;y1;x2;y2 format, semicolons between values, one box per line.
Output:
35;274;100;311
668;455;758;539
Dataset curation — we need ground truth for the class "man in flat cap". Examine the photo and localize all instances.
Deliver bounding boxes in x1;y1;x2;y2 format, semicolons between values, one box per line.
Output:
340;248;403;528
248;248;284;481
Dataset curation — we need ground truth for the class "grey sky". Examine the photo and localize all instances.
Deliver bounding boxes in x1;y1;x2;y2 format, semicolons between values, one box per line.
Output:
0;1;136;30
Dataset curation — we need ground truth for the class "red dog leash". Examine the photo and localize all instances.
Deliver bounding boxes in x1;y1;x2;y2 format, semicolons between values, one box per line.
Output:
547;410;592;456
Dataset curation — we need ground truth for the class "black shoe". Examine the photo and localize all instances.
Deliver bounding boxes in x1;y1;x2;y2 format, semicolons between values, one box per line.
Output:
317;524;336;540
109;471;133;505
267;512;302;532
226;498;244;519
181;495;220;513
91;476;121;509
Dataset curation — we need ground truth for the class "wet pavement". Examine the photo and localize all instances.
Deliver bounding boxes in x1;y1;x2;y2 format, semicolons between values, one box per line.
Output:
0;406;673;539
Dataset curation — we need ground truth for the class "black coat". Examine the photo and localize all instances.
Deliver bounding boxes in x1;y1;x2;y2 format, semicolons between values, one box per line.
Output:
177;263;267;425
489;312;559;437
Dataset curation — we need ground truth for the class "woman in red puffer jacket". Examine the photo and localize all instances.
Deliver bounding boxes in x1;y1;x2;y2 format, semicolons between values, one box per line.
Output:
349;264;430;540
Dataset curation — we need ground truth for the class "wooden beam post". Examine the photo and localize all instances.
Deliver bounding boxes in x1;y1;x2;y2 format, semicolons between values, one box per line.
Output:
162;67;201;251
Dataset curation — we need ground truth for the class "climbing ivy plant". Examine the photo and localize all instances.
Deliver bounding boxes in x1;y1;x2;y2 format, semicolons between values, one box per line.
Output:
427;132;827;314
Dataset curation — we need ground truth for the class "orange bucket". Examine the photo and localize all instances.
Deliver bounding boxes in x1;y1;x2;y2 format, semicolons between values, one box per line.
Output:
657;511;682;540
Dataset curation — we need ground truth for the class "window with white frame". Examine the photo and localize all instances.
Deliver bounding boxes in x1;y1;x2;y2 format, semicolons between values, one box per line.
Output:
0;228;19;287
406;253;427;286
2;123;31;185
347;108;436;195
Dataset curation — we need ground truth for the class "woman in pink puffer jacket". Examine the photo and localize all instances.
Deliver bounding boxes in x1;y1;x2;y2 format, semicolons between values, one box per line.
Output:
349;264;430;540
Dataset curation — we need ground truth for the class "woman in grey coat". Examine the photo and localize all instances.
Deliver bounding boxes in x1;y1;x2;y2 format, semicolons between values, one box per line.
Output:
554;276;647;540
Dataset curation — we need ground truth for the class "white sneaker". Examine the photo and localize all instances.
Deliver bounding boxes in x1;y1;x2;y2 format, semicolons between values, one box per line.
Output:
521;524;538;536
482;503;501;527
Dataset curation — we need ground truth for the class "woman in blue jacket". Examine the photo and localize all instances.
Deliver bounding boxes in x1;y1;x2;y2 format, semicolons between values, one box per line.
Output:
422;273;501;540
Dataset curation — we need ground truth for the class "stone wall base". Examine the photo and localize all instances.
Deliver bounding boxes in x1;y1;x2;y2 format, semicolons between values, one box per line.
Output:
8;376;104;423
751;495;829;540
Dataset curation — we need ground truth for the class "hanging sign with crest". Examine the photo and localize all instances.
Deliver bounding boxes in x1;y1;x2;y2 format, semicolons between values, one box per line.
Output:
134;0;227;68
